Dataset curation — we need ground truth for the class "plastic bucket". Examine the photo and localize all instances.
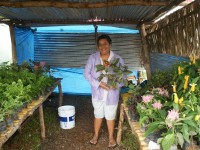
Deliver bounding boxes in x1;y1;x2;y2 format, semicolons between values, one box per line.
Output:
58;105;75;129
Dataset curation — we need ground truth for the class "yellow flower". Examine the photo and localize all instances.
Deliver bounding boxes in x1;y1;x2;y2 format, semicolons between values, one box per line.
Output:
179;97;183;104
190;83;197;92
195;115;200;121
172;82;177;92
173;93;179;104
184;75;189;90
178;66;182;75
183;114;186;118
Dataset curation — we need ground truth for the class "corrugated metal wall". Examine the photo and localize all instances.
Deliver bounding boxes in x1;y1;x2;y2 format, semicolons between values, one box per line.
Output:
34;32;143;70
150;52;189;72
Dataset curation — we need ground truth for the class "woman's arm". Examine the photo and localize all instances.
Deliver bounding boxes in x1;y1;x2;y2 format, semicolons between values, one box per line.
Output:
84;55;100;89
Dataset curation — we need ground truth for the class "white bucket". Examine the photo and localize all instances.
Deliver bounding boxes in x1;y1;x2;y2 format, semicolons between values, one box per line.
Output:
58;105;75;129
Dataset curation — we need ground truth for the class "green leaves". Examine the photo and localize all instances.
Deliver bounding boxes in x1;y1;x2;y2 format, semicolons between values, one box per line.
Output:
161;134;175;150
96;58;131;87
176;132;184;148
96;64;105;72
182;124;190;143
144;121;160;137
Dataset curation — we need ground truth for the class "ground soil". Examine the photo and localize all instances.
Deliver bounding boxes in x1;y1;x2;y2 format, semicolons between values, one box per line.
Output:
40;94;125;150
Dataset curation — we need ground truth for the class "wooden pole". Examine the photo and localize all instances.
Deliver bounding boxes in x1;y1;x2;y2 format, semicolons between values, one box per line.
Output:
39;105;45;140
9;24;17;64
116;104;125;146
140;24;151;79
58;82;63;107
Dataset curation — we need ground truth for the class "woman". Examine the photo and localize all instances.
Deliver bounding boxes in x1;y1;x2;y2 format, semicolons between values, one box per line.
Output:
84;34;125;148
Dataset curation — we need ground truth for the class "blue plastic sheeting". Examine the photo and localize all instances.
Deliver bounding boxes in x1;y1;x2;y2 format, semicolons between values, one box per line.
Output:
14;27;34;64
52;68;138;95
33;25;139;34
52;68;91;95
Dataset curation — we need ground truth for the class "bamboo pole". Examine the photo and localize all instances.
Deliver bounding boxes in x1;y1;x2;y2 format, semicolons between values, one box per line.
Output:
9;24;17;64
39;105;45;140
116;104;125;146
140;24;151;79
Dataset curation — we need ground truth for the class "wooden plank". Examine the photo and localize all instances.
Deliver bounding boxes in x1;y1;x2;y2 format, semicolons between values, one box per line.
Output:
0;79;62;148
123;105;149;150
116;104;124;146
0;1;168;8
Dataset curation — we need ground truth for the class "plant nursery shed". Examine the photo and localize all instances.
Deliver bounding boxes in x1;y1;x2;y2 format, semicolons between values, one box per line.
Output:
0;0;200;149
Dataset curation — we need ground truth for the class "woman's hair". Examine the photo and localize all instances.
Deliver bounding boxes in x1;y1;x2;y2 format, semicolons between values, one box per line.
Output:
97;34;112;46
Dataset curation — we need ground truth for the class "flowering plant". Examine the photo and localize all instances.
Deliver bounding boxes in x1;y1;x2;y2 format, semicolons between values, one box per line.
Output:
29;59;50;76
96;58;132;89
138;55;200;150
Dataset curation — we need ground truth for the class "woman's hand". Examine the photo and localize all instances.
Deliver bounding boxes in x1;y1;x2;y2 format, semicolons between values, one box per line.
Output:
99;82;109;91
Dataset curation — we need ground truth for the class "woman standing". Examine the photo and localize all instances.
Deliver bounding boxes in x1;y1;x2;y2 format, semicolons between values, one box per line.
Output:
84;34;125;148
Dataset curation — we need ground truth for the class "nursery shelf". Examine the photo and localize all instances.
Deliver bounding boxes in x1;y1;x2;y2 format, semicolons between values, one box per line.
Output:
118;104;149;150
0;78;63;148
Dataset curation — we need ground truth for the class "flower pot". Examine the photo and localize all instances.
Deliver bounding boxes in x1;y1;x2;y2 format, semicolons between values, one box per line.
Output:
0;120;7;134
170;145;178;150
145;131;161;143
5;115;14;127
128;109;139;121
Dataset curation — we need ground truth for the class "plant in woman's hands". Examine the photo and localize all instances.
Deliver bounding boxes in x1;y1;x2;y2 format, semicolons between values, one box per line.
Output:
96;58;132;89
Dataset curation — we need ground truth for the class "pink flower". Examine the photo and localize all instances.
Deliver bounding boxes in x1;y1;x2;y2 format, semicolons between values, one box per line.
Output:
167;109;179;121
40;61;46;67
33;65;38;70
142;95;154;103
164;90;169;97
152;102;162;109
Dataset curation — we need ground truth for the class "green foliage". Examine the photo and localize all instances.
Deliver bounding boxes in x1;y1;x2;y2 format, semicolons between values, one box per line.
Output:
0;62;54;121
96;58;132;88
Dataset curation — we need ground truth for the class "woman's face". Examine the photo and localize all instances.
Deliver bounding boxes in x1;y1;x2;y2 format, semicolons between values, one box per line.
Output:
98;39;111;55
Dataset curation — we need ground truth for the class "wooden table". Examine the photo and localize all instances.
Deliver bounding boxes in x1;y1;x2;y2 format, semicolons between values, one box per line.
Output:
116;104;149;150
0;78;63;148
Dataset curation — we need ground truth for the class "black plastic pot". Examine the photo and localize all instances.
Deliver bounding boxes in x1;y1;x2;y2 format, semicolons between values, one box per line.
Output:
5;114;14;127
0;120;7;134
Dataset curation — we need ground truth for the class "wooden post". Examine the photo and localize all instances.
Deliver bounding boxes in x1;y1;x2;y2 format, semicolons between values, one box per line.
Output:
9;24;17;64
116;104;125;146
140;24;151;79
58;82;63;107
39;105;45;140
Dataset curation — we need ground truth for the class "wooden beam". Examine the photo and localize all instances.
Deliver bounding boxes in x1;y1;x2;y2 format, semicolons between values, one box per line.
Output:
0;19;139;26
0;1;169;8
9;24;17;64
140;24;151;79
142;0;186;25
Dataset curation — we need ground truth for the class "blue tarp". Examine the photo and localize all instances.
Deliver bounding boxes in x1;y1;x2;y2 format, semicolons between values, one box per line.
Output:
52;68;138;95
15;26;139;95
14;27;34;64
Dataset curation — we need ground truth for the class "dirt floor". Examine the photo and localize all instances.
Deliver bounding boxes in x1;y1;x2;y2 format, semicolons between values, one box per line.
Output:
41;94;122;150
2;94;138;150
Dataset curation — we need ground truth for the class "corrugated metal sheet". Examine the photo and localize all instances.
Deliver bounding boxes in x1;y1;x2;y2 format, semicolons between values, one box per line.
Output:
34;32;143;70
0;2;167;29
150;52;189;72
